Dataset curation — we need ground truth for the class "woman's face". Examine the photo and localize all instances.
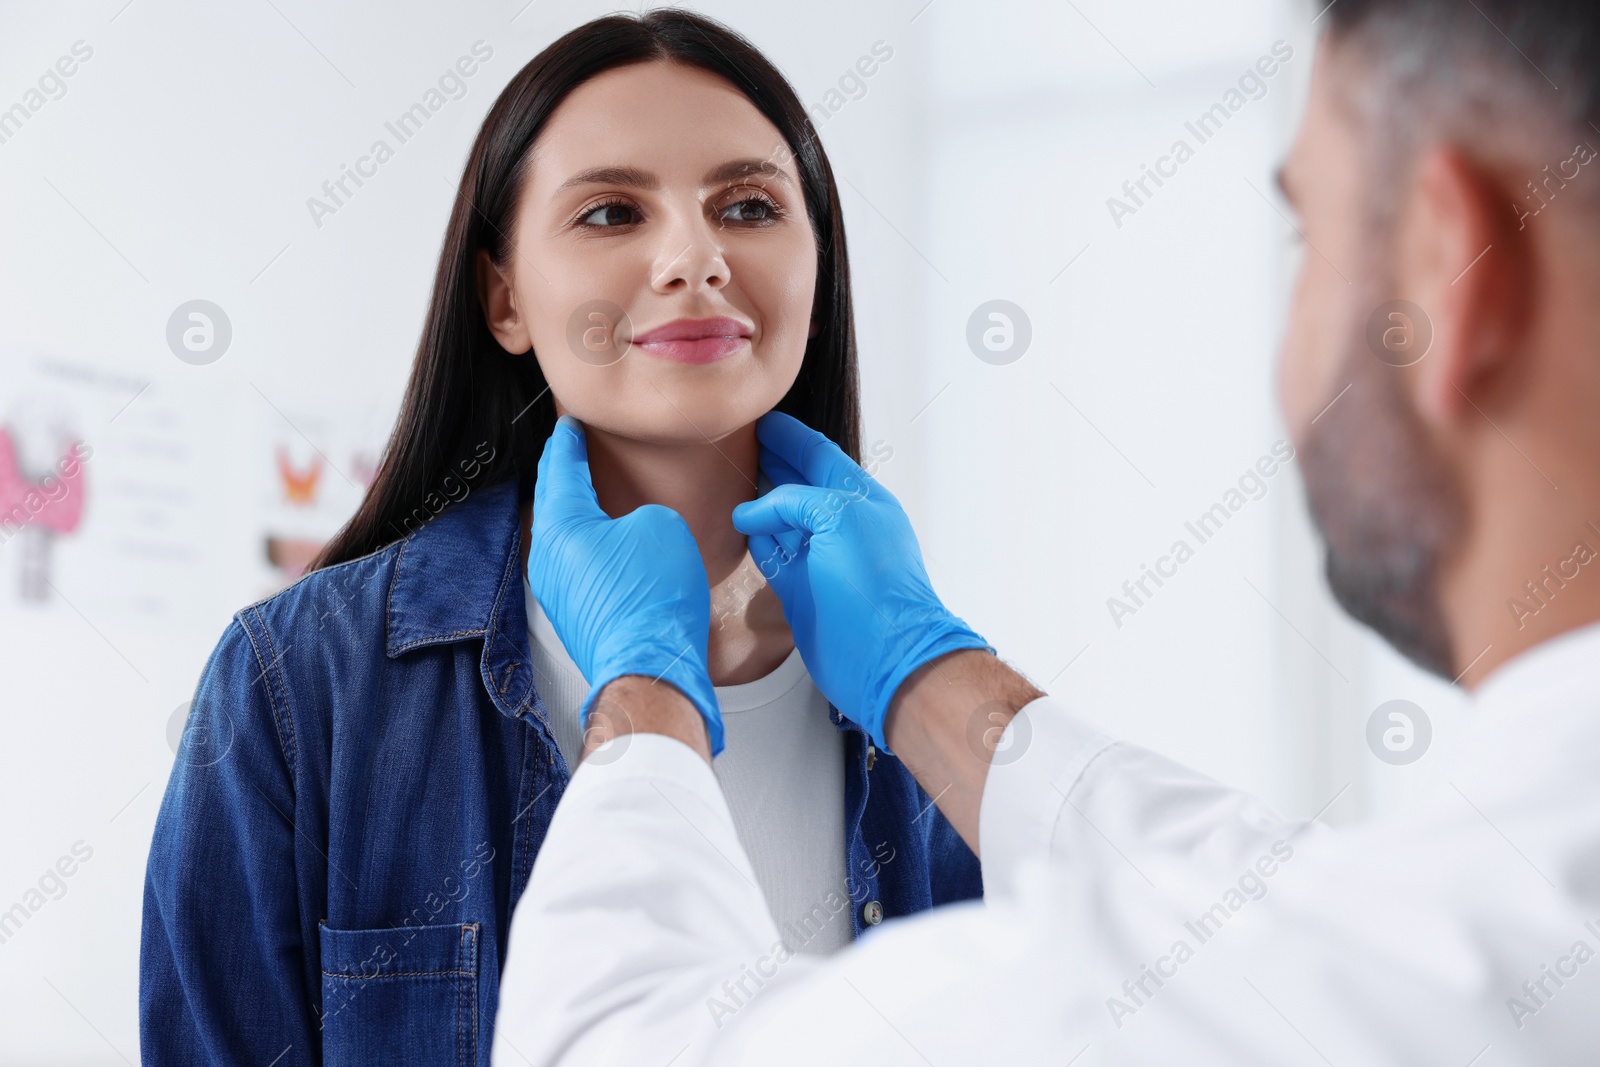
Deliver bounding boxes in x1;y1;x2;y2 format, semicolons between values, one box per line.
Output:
478;60;818;445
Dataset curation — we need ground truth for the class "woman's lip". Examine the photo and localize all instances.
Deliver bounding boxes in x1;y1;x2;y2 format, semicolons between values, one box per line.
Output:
636;335;749;364
626;316;753;364
630;316;753;344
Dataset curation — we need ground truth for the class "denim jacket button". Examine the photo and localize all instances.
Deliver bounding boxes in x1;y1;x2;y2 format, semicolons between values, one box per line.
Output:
865;744;876;771
861;900;884;926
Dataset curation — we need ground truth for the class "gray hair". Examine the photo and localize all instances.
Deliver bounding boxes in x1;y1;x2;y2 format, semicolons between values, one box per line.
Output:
1322;0;1600;226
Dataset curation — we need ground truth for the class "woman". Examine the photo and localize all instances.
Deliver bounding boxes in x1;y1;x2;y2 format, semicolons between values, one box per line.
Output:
140;10;980;1065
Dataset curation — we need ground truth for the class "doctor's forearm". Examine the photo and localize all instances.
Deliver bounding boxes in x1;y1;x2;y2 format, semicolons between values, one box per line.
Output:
589;652;1043;853
882;649;1044;854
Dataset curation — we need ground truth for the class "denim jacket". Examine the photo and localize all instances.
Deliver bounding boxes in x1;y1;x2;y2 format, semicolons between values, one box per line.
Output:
140;477;982;1065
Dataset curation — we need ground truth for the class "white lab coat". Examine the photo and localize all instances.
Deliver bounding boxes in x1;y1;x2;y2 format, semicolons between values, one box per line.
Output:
492;622;1600;1065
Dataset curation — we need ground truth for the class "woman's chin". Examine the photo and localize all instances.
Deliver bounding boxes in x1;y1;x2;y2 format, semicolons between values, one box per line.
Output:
578;407;760;446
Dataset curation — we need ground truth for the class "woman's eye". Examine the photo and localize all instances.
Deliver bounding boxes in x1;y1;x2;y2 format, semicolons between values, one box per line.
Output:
579;201;639;227
720;196;779;224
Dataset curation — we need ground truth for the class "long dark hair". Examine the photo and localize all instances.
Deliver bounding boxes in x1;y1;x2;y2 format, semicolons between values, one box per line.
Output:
309;8;861;572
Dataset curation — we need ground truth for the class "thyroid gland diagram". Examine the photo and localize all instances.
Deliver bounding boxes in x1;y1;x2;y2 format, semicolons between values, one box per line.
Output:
0;425;88;602
276;445;323;506
0;427;86;533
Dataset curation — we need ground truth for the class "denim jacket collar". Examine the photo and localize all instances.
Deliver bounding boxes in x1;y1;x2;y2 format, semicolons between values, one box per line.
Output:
385;479;540;723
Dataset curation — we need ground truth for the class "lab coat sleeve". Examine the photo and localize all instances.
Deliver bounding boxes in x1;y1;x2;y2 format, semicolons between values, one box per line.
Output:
492;697;1333;1066
491;733;829;1066
491;731;1068;1067
979;696;1328;901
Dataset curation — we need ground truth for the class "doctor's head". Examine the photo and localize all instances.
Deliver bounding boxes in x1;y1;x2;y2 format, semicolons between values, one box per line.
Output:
311;9;861;571
1274;0;1600;680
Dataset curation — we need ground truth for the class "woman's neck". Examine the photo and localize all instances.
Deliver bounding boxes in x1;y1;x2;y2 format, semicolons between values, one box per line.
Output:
583;422;759;587
519;418;794;686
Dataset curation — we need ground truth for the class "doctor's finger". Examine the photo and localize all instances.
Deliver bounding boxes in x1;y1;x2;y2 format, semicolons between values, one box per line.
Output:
746;531;804;584
758;444;805;488
732;483;838;538
534;416;602;522
754;412;863;492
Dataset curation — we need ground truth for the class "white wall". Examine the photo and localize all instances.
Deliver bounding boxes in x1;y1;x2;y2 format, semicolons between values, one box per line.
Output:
0;0;1459;1060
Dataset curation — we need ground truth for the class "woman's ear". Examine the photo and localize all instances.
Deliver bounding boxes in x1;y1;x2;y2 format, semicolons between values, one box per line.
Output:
476;247;533;354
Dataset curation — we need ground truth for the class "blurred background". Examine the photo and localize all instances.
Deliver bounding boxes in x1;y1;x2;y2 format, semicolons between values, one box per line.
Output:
0;0;1468;1060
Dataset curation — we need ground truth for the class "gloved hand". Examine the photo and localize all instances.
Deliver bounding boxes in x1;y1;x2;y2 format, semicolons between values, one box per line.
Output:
526;416;723;756
731;412;992;752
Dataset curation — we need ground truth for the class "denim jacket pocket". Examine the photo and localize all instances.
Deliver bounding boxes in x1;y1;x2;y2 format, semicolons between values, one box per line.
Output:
318;919;480;1066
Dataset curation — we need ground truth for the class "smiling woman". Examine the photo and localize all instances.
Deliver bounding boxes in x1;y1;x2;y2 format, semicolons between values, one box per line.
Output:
475;57;827;690
140;10;981;1067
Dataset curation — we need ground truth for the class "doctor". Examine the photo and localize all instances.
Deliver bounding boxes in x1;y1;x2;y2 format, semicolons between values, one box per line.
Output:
494;2;1600;1063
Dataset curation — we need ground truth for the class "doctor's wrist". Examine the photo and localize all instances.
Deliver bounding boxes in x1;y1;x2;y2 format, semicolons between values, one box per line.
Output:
584;676;714;765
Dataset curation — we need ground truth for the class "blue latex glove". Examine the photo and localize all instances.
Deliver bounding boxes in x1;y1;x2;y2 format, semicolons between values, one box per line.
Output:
526;416;723;756
731;412;992;752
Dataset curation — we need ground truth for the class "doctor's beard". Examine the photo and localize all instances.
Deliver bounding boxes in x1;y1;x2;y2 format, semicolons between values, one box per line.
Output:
1297;284;1466;681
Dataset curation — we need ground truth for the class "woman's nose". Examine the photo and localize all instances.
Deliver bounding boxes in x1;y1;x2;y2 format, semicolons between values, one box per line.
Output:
650;213;729;294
